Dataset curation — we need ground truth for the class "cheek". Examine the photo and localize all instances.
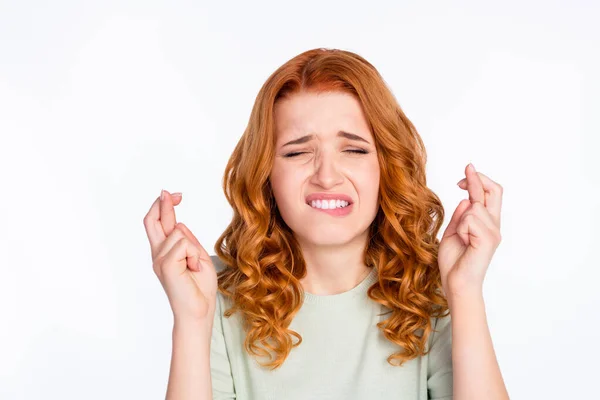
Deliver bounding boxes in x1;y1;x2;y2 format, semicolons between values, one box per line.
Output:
270;164;304;203
350;160;380;200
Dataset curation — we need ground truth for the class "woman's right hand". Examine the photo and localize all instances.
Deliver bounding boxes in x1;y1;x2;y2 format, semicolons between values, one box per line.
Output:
143;190;218;325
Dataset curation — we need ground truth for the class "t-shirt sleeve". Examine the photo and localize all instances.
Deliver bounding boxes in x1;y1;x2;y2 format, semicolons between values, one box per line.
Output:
210;292;236;399
427;313;453;400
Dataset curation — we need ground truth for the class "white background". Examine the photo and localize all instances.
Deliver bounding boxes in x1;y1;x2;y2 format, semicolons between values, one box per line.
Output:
1;1;598;399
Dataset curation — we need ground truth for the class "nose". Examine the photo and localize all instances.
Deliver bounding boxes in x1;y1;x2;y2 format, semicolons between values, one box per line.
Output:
309;149;344;189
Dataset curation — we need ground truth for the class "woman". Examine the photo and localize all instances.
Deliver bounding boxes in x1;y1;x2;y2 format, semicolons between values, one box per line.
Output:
143;48;509;400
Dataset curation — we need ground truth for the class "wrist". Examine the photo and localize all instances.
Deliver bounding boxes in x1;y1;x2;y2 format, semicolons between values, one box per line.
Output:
447;288;485;311
173;316;213;335
445;278;483;300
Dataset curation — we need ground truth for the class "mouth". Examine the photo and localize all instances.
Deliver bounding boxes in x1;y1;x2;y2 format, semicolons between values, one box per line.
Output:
305;193;354;212
306;193;354;205
305;200;354;216
306;199;352;209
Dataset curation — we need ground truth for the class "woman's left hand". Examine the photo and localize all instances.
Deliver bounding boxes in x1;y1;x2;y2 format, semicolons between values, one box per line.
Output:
438;163;504;299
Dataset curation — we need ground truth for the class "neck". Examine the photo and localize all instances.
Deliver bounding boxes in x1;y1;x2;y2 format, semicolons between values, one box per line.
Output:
297;230;371;295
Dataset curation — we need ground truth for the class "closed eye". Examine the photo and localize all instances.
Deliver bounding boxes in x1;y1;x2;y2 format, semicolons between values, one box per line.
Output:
283;151;306;158
283;149;369;158
345;149;369;155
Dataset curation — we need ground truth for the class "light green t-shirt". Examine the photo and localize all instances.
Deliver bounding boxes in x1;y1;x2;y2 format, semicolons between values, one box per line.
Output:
209;255;453;400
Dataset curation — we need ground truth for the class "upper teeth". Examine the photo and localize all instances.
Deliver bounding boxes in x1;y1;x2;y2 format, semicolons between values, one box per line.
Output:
310;199;350;209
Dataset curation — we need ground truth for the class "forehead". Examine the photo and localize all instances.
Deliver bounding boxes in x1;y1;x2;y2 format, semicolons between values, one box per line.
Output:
273;91;372;141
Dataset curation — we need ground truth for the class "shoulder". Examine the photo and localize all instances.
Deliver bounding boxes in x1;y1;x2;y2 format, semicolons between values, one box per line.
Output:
210;254;230;273
209;254;234;311
426;311;454;397
434;311;452;332
428;311;453;352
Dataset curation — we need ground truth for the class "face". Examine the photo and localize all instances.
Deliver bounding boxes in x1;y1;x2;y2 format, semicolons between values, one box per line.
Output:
269;90;380;248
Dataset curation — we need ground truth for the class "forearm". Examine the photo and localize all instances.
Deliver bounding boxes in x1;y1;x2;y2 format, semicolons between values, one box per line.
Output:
166;319;213;400
448;291;509;400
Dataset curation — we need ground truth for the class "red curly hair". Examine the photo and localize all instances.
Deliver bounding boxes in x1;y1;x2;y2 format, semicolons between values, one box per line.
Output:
214;47;449;370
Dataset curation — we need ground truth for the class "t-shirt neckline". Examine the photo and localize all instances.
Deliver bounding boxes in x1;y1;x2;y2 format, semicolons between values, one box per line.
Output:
302;267;378;305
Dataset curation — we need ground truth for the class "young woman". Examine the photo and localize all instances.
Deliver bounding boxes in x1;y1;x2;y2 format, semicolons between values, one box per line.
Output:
143;48;509;400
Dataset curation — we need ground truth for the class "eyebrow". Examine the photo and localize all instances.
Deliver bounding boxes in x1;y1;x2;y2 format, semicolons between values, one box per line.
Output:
282;131;370;147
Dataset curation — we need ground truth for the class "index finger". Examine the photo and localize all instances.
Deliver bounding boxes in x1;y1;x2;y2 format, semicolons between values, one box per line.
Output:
143;192;183;254
160;189;177;237
143;196;166;251
459;169;503;228
466;163;485;205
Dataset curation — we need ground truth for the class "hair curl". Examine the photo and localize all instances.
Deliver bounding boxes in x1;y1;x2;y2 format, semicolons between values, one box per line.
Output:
214;47;449;370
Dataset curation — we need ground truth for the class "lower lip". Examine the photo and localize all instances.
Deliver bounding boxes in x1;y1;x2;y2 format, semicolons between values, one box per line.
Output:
307;203;354;216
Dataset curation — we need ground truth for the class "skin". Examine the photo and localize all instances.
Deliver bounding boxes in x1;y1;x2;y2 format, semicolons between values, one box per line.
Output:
440;164;510;399
143;190;218;400
269;90;381;295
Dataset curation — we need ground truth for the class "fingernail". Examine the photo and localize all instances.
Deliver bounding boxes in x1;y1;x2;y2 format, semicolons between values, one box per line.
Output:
469;163;476;172
160;189;164;200
172;192;182;197
457;178;466;186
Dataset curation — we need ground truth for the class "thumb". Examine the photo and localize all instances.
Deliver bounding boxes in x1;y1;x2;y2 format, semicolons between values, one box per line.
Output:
175;222;211;272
